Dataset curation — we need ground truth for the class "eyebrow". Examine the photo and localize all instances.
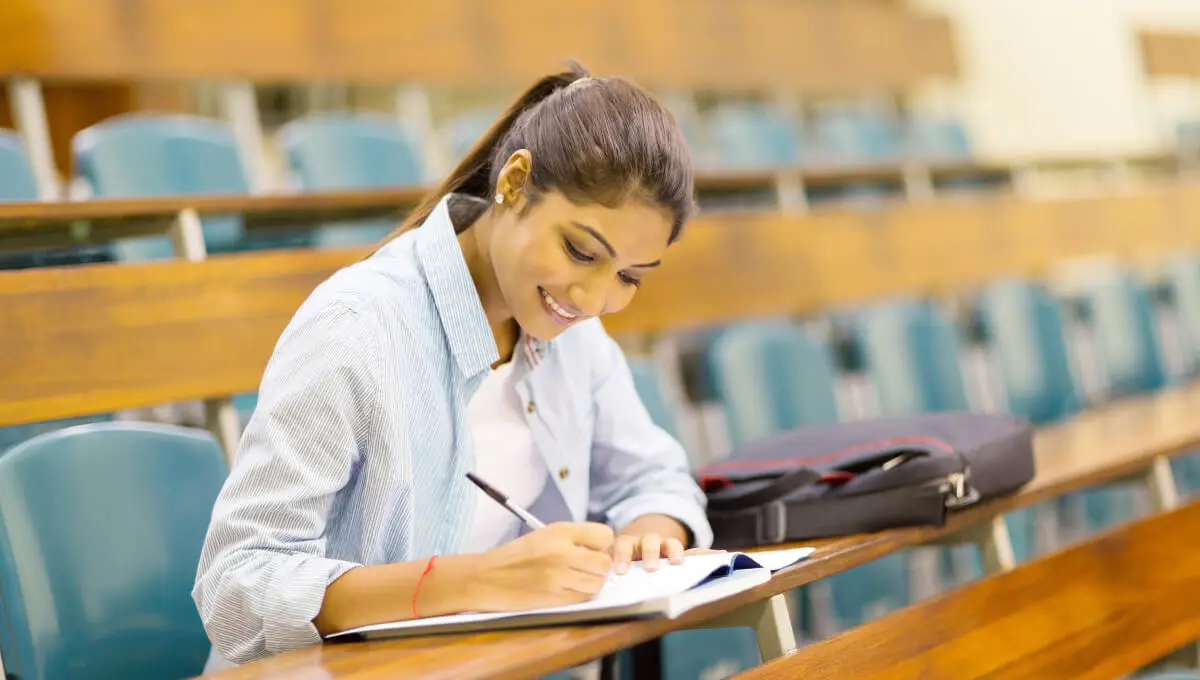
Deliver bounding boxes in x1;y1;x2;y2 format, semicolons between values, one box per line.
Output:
570;222;661;268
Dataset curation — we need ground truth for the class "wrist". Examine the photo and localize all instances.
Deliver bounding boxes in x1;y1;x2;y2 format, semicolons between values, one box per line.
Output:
416;554;478;617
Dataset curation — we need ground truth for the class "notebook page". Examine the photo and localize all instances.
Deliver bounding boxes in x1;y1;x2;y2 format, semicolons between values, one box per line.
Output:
331;553;757;638
734;547;815;572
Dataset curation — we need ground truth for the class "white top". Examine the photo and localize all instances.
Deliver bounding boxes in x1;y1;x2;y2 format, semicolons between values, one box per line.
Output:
464;361;549;552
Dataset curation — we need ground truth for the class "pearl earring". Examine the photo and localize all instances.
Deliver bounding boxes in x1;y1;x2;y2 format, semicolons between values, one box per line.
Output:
494;193;504;204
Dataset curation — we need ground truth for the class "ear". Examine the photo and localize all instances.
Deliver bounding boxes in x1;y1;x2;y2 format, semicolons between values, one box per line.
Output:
495;150;533;207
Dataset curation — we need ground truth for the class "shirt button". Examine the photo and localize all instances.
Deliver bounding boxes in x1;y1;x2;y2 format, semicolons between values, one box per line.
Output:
558;466;570;480
526;400;536;413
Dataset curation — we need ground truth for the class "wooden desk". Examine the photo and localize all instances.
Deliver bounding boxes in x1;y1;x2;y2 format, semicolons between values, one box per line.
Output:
734;498;1200;680
198;382;1200;679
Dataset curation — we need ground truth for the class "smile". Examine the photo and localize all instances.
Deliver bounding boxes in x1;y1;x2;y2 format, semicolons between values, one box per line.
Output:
539;287;579;326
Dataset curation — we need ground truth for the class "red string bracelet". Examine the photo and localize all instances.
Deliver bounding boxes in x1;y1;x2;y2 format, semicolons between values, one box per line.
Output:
412;555;437;618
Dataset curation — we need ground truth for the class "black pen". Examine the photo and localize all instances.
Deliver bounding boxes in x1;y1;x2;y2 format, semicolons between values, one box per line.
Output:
465;472;547;531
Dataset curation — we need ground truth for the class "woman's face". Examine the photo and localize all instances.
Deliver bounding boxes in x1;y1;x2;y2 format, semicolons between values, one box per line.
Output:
487;190;673;342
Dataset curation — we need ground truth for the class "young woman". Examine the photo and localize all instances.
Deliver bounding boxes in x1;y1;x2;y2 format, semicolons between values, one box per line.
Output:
193;64;712;669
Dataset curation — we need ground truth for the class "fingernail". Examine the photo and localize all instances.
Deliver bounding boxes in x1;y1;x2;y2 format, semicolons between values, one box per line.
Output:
616;562;628;574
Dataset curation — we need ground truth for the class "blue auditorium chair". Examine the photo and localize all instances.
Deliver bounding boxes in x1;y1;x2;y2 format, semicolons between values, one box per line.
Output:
811;109;904;165
0;129;112;271
627;357;682;443
72;114;251;260
977;280;1081;424
442;107;503;162
705;321;910;636
0;129;38;201
906;116;972;162
1067;269;1169;529
706;102;803;170
277;113;423;247
808;108;904;204
975;279;1083;566
852;300;969;416
1162;253;1200;492
0;423;228;680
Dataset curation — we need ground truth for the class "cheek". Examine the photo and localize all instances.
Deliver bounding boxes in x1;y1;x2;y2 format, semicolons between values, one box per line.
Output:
605;285;639;314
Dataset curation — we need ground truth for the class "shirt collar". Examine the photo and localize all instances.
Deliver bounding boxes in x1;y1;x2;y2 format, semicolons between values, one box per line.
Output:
414;195;499;377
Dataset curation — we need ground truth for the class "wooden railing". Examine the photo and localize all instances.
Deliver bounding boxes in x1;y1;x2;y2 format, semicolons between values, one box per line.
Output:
5;183;1200;441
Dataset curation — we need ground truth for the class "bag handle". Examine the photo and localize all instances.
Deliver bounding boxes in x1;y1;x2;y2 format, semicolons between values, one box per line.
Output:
705;467;822;512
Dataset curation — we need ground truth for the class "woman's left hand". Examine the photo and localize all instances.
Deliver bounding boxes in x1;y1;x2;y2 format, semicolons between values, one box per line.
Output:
613;514;724;574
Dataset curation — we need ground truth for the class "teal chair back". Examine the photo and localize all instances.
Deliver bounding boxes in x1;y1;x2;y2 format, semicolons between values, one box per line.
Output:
1075;270;1167;398
705;321;840;447
1163;253;1200;376
707;103;803;169
0;129;38;201
278;114;423;247
0;423;228;680
0;415;114;456
975;280;1083;564
1159;253;1200;493
0;129;43;270
854;301;970;417
1063;270;1165;529
72;114;249;260
977;280;1080;424
626;358;681;442
442;108;502;162
906;116;972;161
811;109;904;164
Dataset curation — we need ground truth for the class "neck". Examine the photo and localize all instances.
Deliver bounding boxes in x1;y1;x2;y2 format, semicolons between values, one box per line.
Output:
457;210;518;361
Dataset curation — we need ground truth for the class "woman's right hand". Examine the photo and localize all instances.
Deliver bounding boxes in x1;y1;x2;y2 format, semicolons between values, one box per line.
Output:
466;522;616;612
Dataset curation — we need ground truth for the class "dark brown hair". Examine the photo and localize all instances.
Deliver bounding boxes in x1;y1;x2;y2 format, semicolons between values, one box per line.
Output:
381;62;695;245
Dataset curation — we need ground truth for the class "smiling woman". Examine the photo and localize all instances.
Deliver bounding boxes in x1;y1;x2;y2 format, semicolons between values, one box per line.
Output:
191;61;712;671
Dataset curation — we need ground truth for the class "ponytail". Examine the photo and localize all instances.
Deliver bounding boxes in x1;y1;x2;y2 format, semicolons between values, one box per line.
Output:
377;63;590;246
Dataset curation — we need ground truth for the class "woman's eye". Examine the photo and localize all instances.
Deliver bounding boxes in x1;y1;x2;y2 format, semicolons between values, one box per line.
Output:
619;272;642;288
564;239;594;263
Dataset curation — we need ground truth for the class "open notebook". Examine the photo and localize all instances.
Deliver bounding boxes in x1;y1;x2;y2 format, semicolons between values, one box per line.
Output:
327;547;814;641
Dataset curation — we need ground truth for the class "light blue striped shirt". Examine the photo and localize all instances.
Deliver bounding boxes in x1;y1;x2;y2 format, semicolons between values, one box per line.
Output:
192;194;711;666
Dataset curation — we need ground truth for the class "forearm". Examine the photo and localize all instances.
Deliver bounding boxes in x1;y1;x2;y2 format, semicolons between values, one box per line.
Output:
314;554;476;635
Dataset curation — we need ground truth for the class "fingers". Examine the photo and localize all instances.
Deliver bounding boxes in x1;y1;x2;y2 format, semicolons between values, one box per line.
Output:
683;548;726;556
563;521;616;552
570;545;614;579
557;565;608;598
612;534;638;575
664;538;685;565
640;533;663;572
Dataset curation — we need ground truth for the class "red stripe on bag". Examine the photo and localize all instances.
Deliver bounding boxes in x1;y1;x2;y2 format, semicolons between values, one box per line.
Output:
695;436;954;475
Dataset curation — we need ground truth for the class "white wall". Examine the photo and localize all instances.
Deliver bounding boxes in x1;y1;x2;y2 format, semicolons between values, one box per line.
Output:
911;0;1200;160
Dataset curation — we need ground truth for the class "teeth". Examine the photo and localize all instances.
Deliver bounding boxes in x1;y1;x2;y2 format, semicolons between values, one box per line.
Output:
543;290;577;319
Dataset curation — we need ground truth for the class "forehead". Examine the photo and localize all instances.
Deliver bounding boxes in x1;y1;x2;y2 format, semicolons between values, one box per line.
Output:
532;192;674;261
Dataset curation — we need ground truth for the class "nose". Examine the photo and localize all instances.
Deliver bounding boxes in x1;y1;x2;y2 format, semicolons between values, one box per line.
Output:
567;279;608;317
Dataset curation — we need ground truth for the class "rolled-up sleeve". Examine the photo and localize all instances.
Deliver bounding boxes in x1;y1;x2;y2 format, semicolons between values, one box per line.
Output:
585;324;713;549
192;298;382;664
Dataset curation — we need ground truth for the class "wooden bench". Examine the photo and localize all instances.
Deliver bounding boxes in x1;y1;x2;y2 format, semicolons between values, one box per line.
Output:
732;498;1200;680
192;383;1200;679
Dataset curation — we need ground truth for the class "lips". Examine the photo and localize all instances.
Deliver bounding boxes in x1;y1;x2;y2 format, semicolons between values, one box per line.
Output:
538;286;579;326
